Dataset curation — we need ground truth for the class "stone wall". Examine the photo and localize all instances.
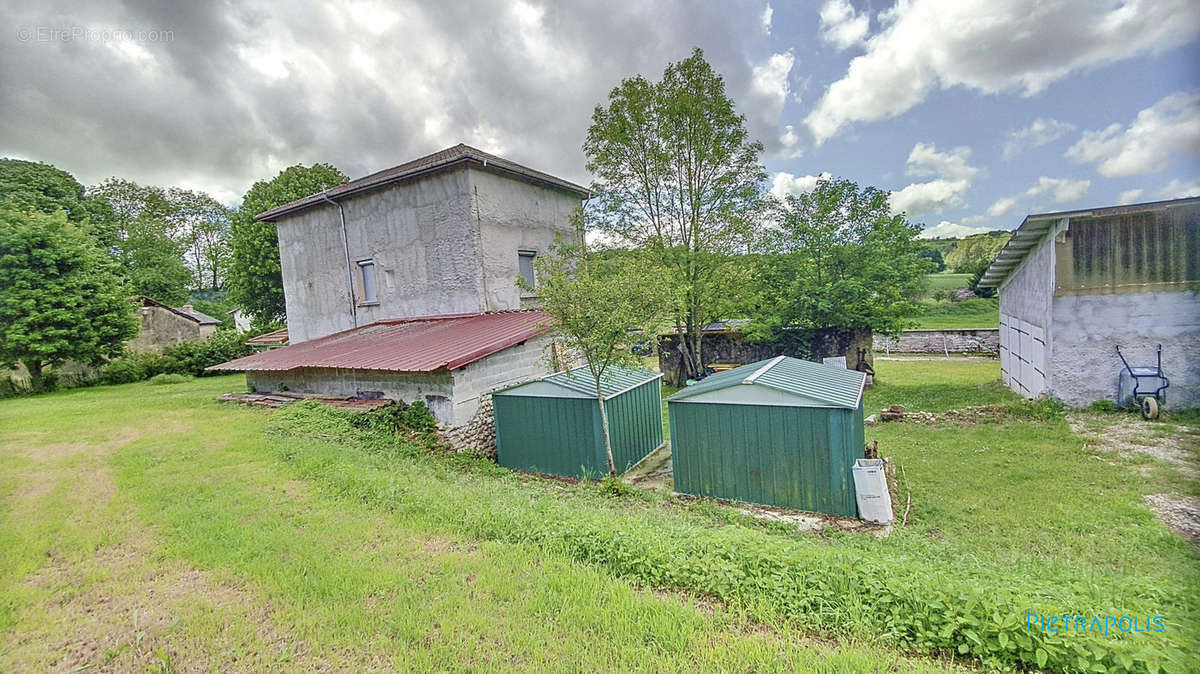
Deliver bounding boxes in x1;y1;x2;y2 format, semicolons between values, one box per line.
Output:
657;328;873;387
440;395;497;459
127;305;213;352
873;329;1000;356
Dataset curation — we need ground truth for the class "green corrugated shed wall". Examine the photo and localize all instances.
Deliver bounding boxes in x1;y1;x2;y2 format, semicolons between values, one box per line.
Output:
493;367;664;478
667;356;867;516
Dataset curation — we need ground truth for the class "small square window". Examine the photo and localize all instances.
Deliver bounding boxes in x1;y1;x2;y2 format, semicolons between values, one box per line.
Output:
518;250;537;290
357;260;377;303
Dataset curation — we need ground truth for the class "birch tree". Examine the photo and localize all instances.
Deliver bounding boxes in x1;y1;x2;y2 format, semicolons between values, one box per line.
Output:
519;218;671;478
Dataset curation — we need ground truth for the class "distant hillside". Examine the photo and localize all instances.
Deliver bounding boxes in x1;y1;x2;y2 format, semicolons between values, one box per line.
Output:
919;231;1011;273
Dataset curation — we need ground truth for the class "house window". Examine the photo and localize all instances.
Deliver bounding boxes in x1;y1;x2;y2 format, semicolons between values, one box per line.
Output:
357;260;378;303
518;250;537;290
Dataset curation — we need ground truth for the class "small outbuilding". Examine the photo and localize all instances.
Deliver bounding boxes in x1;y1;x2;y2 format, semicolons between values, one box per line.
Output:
979;197;1198;408
667;356;867;516
493;366;664;478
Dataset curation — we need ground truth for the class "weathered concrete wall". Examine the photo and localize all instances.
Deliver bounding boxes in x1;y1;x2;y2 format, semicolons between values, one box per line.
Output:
246;368;456;422
276;171;482;343
274;167;581;344
873;329;999;355
127;305;212;352
657;329;873;387
998;221;1062;397
1048;290;1200;408
469;168;580;311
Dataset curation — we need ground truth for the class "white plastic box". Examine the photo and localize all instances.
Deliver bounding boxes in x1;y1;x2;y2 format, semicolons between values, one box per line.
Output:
852;458;894;524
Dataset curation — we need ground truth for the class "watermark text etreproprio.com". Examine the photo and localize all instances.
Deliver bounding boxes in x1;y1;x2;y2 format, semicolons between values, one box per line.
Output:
15;26;173;44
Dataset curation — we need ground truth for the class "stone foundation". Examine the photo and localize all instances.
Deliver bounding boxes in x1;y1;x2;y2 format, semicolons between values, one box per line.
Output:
439;394;497;459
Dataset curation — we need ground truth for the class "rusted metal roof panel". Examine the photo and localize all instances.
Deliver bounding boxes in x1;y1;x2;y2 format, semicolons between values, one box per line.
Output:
246;327;289;346
978;196;1200;289
209;311;551;373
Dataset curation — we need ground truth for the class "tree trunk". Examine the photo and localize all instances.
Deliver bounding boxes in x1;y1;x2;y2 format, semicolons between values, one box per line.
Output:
22;359;45;393
596;382;616;478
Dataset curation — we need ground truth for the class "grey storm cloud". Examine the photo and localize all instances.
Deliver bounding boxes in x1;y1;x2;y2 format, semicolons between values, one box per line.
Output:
0;0;788;203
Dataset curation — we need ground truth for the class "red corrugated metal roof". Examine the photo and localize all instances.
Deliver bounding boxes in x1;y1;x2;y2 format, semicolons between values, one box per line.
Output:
208;311;552;373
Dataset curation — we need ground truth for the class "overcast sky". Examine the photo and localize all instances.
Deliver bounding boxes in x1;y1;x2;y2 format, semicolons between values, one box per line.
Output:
2;0;1198;238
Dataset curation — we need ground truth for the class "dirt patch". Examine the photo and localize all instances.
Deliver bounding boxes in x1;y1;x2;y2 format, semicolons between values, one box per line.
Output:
419;534;480;556
1067;413;1197;478
1145;494;1200;545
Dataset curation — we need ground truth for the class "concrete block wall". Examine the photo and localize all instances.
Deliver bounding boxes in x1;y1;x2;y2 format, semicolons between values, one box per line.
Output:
451;334;555;425
246;368;456;421
1048;290;1200;408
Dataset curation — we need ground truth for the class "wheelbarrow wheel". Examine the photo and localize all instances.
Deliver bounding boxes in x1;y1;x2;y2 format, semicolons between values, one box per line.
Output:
1140;396;1159;420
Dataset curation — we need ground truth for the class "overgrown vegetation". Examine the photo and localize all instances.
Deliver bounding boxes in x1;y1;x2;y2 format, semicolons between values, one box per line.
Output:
3;363;1195;671
260;363;1195;674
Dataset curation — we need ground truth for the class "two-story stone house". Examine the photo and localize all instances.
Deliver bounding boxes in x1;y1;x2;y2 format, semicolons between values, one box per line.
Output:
212;145;589;445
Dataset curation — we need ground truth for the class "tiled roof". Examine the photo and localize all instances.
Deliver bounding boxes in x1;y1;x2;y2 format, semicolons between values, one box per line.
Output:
246;327;289;346
132;296;221;325
208;311;552;373
256;144;590;222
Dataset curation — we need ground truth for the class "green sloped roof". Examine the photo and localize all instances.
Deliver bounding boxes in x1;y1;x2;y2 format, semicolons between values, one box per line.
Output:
666;356;865;409
497;365;661;400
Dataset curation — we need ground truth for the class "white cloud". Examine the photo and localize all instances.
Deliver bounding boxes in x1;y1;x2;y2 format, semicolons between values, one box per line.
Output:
805;0;1200;144
819;0;870;50
1117;188;1145;205
1002;118;1075;160
761;2;774;34
987;197;1018;217
889;142;978;216
1066;91;1200;177
770;171;832;200
749;51;802;157
918;220;996;239
1025;176;1091;203
1157;178;1200;200
961;215;986;224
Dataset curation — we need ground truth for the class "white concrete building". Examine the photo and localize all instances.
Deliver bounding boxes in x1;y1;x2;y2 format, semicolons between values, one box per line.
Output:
979;197;1199;408
212;145;588;437
256;143;588;344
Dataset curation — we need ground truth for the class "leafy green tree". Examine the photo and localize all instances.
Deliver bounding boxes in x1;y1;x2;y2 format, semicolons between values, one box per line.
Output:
584;48;765;381
169;188;232;291
0;208;137;391
89;178;193;303
753;177;932;337
0;158;117;248
520;219;673;479
229;164;348;323
918;247;946;272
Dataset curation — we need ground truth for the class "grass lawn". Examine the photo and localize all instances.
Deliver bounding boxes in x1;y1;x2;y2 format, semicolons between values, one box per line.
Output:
925;273;973;293
911;297;1000;330
1;362;1196;672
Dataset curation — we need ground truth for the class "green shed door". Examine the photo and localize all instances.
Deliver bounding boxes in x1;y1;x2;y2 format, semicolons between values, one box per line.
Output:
494;395;604;477
670;402;858;517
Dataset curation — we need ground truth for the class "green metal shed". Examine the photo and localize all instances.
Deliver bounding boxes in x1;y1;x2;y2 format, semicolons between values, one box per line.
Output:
667;356;867;516
493;366;664;478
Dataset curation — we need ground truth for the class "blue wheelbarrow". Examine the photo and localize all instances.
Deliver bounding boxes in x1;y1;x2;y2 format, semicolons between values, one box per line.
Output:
1115;344;1169;419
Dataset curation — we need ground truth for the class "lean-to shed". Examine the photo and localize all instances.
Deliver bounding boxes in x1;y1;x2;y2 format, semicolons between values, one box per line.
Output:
667;356;867;516
493;366;664;478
